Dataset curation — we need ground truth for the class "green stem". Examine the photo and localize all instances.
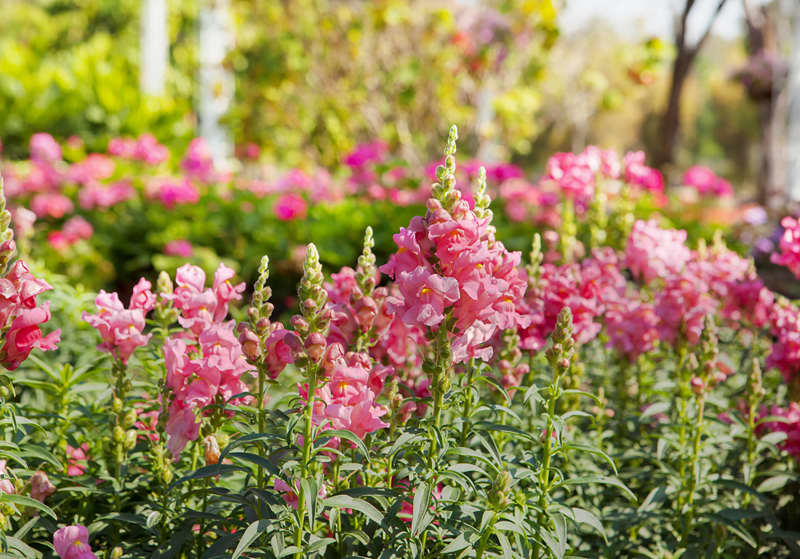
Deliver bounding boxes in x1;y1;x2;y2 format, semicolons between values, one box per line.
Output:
459;359;475;446
744;401;757;506
295;367;318;558
256;362;266;489
681;395;705;547
476;512;497;559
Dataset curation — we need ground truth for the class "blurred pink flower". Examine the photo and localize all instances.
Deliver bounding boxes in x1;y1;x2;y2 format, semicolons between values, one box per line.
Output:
165;240;193;258
274;193;307;221
30;133;61;163
30;193;74;219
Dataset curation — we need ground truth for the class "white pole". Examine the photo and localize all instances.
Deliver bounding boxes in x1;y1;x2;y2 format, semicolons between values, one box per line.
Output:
141;0;168;95
785;0;800;203
198;0;234;168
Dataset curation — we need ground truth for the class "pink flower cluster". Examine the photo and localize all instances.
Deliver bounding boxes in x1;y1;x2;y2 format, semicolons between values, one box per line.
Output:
162;264;249;459
0;260;60;370
519;248;626;352
756;402;800;460
302;345;389;439
771;217;800;279
82;278;155;363
108;133;169;165
53;525;98;559
682;165;733;197
625;219;692;283
78;180;135;210
181;138;217;183
623;151;664;194
382;195;527;364
67;154;115;185
48;216;93;251
274;193;308;221
149;177;199;209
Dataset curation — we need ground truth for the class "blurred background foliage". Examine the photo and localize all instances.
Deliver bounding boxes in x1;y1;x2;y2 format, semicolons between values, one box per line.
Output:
0;0;774;196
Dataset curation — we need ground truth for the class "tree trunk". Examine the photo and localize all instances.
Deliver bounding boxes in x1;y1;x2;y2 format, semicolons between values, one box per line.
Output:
655;51;693;168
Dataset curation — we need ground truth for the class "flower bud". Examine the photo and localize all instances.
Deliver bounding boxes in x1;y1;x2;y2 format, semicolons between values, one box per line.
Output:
690;376;706;396
238;327;261;361
30;471;56;503
113;425;125;442
111;547;123;559
305;333;327;363
124;430;137;450
204;435;221;466
122;409;138;429
290;314;309;333
112;397;123;414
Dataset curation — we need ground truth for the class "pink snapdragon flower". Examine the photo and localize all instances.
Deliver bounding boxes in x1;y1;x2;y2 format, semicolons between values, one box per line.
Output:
771;217;800;279
53;525;98;559
302;348;389;439
107;137;137;158
274;193;308;221
82;278;155;363
165;399;201;460
382;195;528;364
756;403;800;460
625;219;691;283
0;304;61;370
61;216;93;244
654;273;716;346
541;152;595;207
605;298;659;361
766;302;800;384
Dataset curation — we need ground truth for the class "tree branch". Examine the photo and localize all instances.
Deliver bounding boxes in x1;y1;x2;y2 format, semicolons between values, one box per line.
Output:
690;0;730;56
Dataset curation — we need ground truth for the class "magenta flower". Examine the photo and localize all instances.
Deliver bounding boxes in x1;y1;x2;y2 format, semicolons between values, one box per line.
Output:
61;216;93;243
154;178;199;209
624;151;664;193
756;403;800;460
181;137;216;183
66;443;89;477
274;193;308;221
682;165;733;197
67;153;115;185
134;133;169;165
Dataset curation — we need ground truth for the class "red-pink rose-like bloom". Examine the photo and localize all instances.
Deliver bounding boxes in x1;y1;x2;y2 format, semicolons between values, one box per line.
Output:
625;219;692;283
756;403;800;460
771;217;800;279
54;524;98;559
166;399;201;460
274;193;308;221
1;304;61;370
30;193;74;219
624;151;664;193
165;239;193;258
30;133;61;163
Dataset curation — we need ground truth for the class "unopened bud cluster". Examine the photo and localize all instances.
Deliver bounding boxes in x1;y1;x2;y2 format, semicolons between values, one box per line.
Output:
546;307;576;377
431;125;462;213
689;315;722;397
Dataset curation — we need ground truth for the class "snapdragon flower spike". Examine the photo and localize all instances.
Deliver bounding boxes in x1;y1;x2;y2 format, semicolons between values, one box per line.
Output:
381;127;528;364
355;226;378;296
625;219;691;284
756;402;800;460
82;278;155;364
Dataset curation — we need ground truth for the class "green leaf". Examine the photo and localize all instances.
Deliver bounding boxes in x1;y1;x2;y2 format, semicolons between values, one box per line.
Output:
323;494;384;525
315;429;370;462
440;533;471;554
411;482;432;537
558;476;636;502
757;474;792;493
232;519;270;559
0;493;56;519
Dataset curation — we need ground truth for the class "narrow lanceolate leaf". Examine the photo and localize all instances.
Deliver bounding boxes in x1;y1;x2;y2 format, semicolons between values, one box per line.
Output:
316;429;370;462
558;476;636;502
0;493;56;519
232;519;270;559
323;494;384;525
411;482;432;537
